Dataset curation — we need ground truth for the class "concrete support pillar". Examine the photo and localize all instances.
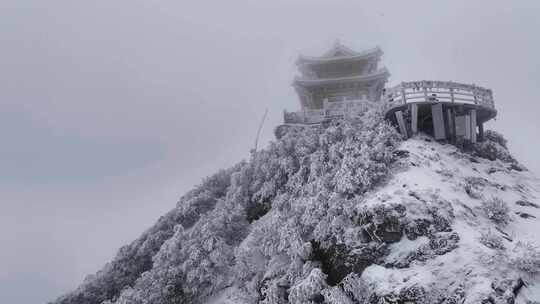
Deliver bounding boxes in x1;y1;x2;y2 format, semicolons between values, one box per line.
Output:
451;108;457;144
478;122;484;142
368;84;378;101
456;116;466;138
411;104;418;135
447;108;454;142
464;114;471;141
432;103;446;140
395;111;408;138
470;110;477;143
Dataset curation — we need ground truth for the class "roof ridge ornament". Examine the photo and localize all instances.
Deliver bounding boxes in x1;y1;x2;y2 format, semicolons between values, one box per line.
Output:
322;39;357;57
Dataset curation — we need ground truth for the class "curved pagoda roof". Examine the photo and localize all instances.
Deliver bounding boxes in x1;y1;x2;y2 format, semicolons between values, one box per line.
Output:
296;43;383;66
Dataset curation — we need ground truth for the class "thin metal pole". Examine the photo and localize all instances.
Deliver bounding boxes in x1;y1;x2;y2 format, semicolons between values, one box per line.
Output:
254;108;269;152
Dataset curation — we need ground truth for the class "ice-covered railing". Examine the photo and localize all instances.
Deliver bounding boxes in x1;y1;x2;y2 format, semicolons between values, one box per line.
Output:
384;81;495;110
283;109;325;124
283;99;372;124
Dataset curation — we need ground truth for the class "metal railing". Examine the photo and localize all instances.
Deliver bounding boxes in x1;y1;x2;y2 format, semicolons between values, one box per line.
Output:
283;80;495;124
384;80;495;109
283;99;372;124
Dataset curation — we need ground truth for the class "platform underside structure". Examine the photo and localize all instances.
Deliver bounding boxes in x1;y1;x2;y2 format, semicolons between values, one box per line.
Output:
384;81;496;143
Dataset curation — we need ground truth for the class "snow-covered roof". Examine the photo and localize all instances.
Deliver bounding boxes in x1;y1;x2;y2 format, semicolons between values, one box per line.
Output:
297;44;383;66
322;41;358;57
294;68;389;88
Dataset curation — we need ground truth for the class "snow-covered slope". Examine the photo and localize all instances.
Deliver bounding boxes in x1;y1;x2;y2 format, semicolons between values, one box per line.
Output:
51;107;540;304
346;136;540;303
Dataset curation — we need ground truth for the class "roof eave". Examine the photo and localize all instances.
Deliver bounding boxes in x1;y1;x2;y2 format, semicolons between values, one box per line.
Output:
293;68;390;88
296;46;383;66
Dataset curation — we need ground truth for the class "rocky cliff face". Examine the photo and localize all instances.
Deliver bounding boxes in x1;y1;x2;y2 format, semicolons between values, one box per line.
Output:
52;106;540;304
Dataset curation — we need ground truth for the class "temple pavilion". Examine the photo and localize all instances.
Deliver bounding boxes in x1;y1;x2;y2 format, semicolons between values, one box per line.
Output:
283;42;497;144
293;41;389;109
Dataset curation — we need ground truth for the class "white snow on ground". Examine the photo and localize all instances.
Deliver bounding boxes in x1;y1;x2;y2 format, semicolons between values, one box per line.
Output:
359;135;540;303
204;287;251;304
385;236;430;263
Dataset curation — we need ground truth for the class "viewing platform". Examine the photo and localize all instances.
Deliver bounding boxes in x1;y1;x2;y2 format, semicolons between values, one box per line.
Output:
384;80;495;114
384;80;497;143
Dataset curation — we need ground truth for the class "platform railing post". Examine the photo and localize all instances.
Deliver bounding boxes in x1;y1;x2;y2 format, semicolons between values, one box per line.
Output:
400;82;407;104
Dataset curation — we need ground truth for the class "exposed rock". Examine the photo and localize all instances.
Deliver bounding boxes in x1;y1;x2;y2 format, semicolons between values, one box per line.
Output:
487;167;499;174
393;149;410;158
516;211;536;219
246;201;271;223
492;278;524;296
516;200;540;208
311;241;388;286
469;156;480;163
310;293;325;303
510;163;525;171
357;204;406;244
482;278;525;304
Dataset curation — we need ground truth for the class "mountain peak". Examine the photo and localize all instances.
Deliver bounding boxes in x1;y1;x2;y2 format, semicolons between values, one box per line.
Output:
52;107;540;304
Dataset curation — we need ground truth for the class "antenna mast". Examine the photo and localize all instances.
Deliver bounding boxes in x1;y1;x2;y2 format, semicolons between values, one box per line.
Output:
254;108;268;152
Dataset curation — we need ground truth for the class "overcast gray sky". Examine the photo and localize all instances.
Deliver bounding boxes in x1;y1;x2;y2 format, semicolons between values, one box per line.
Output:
1;1;539;303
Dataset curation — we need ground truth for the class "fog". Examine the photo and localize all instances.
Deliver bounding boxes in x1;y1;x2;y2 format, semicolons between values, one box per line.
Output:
1;1;539;303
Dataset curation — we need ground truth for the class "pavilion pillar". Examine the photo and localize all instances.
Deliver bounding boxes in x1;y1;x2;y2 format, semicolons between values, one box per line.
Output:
411;104;418;135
